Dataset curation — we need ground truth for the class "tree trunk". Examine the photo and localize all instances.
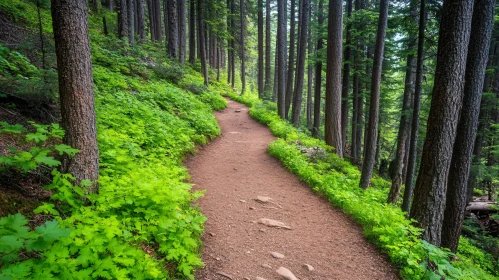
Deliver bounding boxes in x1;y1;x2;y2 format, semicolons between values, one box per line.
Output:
127;0;135;46
359;0;388;189
441;0;495;253
189;0;196;63
291;0;310;127
257;0;264;97
312;0;324;138
324;0;344;156
153;0;162;41
387;54;415;203
306;6;313;128
137;0;146;41
277;0;286;118
118;0;128;39
402;0;426;214
50;0;99;191
147;0;155;41
341;0;353;149
110;0;114;12
168;0;178;58
285;0;296;117
240;0;246;94
410;0;474;246
264;0;272;95
198;0;208;85
178;0;186;62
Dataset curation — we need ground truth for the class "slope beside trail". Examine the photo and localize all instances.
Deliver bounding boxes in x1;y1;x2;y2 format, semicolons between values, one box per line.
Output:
185;99;398;280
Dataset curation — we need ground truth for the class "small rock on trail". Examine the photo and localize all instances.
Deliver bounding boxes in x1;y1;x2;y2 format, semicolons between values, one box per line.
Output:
255;196;272;203
216;272;233;279
257;218;292;230
270;252;285;259
303;264;314;271
276;267;299;280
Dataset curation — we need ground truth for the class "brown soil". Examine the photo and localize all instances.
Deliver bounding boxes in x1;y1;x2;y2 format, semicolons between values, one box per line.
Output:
186;99;399;280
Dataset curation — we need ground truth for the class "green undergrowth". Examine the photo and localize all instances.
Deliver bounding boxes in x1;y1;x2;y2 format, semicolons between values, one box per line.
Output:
0;2;230;278
232;95;497;280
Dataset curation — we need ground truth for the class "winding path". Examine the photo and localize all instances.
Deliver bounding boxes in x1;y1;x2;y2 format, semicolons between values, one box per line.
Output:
186;99;398;280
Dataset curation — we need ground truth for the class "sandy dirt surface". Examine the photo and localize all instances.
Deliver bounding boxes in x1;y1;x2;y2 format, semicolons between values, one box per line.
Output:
185;99;398;280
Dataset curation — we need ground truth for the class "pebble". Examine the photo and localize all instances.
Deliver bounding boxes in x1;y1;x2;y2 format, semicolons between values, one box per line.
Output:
249;207;256;210
271;252;285;259
240;200;247;203
255;277;267;280
276;267;299;280
257;218;292;230
261;264;272;269
216;272;233;279
255;196;272;203
209;232;215;236
303;264;315;271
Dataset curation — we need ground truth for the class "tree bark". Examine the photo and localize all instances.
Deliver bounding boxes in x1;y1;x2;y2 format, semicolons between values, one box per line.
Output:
118;0;128;39
410;0;474;246
50;0;99;191
285;0;296;117
291;0;310;127
168;0;178;59
359;0;388;189
441;0;495;253
189;0;196;63
147;0;155;41
312;0;324;138
127;0;135;46
402;0;426;214
341;0;353;149
240;0;246;94
137;0;146;41
257;0;264;97
277;0;286;118
306;6;313;128
153;0;162;41
264;0;272;95
198;0;208;85
178;0;186;62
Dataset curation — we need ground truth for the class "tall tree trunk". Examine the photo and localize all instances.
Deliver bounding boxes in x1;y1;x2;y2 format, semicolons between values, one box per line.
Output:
50;0;99;191
198;0;208;85
402;0;426;214
118;0;128;39
359;0;388;189
277;0;286;118
178;0;186;62
410;0;474;246
285;0;296;117
153;0;162;41
341;0;353;149
273;33;279;102
387;54;416;203
312;0;324;138
306;6;313;128
264;0;272;95
189;0;196;63
324;0;344;156
147;0;155;41
240;0;246;94
110;0;114;12
441;0;495;253
257;0;264;97
168;0;178;58
291;0;310;127
137;0;146;41
127;0;135;46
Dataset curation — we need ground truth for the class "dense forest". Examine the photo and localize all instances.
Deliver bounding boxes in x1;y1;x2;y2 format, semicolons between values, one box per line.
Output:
0;0;498;279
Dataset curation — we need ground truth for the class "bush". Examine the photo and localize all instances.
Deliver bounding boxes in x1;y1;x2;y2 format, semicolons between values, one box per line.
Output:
152;64;184;84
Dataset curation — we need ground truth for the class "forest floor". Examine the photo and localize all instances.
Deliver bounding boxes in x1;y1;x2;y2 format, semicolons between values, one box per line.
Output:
186;99;399;280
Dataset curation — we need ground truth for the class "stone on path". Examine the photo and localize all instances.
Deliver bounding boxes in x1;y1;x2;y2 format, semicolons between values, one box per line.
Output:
257;218;292;230
261;263;272;269
270;252;285;259
216;272;233;279
276;267;299;280
303;264;315;271
255;196;272;203
255;277;267;280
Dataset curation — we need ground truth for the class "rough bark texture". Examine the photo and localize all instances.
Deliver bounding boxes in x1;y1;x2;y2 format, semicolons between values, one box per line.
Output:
410;0;474;246
127;0;135;46
312;0;324;138
153;0;162;41
118;0;128;38
50;0;99;191
402;0;426;214
324;0;343;157
264;0;271;94
291;0;309;127
277;0;286;118
359;0;388;189
341;0;353;149
306;6;313;128
285;0;296;118
198;0;208;85
441;0;495;253
147;0;155;41
239;0;246;94
168;0;178;58
189;0;196;63
178;0;186;62
257;0;264;97
387;54;415;203
137;0;146;41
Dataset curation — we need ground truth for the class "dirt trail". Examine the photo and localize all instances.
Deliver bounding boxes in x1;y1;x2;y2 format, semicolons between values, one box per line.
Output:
186;99;398;280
